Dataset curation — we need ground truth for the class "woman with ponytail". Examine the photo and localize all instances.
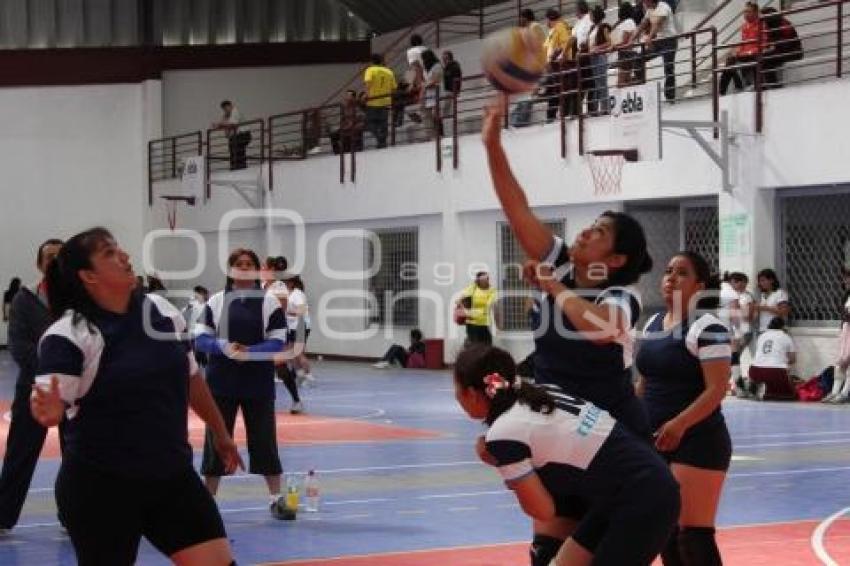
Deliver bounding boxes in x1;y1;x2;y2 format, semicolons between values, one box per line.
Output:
636;251;732;566
456;345;679;565
30;227;241;566
483;95;655;564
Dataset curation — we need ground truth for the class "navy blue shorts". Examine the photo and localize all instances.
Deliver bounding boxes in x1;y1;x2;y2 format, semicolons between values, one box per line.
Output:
57;457;226;565
568;424;680;563
659;419;732;471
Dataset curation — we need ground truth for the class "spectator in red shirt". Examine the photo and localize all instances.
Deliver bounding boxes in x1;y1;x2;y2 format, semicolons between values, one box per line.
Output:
720;2;763;95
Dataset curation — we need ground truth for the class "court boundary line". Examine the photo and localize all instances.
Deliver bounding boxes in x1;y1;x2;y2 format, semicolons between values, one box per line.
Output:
811;506;849;565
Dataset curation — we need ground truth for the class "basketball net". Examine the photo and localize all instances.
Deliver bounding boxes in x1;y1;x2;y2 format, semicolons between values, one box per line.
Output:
586;152;625;197
165;200;178;231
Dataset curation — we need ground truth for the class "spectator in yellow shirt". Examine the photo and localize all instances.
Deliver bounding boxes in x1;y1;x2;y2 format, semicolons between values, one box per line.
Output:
542;9;577;121
363;53;397;149
457;271;500;346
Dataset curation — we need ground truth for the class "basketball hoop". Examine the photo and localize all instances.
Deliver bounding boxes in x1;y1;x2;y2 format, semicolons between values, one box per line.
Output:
585;149;638;196
159;195;196;231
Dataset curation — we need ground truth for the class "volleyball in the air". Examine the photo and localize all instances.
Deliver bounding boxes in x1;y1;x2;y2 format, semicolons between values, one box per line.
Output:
481;26;547;94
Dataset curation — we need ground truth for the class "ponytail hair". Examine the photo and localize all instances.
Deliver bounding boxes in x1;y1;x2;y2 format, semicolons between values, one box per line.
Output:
454;345;555;425
46;227;114;326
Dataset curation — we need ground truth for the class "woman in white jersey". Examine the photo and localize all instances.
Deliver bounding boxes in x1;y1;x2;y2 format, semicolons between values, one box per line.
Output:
456;345;679;565
747;317;797;400
754;268;790;333
720;271;754;393
284;275;314;387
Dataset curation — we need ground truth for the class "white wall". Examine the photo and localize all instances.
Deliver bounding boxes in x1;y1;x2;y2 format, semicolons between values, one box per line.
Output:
0;83;149;345
146;78;850;375
161;64;364;136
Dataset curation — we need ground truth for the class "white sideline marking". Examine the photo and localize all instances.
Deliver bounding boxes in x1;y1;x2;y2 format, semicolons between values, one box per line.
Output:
811;506;849;565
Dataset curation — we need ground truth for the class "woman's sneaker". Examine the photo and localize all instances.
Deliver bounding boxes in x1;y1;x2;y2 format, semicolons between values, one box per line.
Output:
755;382;767;401
290;401;304;415
372;361;390;369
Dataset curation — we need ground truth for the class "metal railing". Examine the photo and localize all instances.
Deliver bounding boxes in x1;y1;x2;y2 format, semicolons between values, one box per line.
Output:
711;0;849;132
147;131;202;205
204;119;266;199
148;0;850;200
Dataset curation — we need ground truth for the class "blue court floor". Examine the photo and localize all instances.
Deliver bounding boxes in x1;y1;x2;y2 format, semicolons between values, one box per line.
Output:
0;351;849;565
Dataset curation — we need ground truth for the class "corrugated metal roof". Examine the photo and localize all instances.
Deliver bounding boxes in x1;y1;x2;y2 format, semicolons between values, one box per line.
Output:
338;0;508;33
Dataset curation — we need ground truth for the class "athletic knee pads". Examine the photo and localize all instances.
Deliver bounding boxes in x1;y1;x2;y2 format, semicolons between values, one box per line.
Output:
530;534;563;566
678;526;722;566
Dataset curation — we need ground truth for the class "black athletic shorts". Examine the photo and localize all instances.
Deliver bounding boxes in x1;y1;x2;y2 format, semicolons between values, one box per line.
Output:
201;396;282;476
56;456;226;565
659;419;732;471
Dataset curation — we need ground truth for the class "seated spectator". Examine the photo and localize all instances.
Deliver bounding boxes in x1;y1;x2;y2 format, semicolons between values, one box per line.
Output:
741;317;797;400
331;89;364;154
636;0;678;101
611;2;639;87
761;7;803;89
720;2;762;95
363;53;397;149
373;329;426;369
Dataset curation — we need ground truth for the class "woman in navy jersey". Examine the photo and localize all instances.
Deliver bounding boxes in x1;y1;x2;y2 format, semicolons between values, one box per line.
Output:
195;248;289;518
483;97;653;564
456;345;679;565
636;251;731;566
30;227;241;566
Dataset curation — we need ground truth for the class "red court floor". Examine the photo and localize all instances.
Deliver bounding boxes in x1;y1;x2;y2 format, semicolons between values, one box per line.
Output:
269;519;850;565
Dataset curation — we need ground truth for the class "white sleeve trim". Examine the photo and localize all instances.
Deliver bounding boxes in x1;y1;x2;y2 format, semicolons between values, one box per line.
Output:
263;292;288;342
542;235;565;265
37;312;104;419
498;459;535;483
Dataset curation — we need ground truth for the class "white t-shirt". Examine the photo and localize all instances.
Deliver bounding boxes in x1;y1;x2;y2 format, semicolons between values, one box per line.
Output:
644;1;673;39
424;63;443;108
610;18;637;47
718;282;738;330
758;289;790;332
407;45;426;67
753;330;795;369
574;13;593;49
286;288;310;330
738;291;754;335
266;280;288;301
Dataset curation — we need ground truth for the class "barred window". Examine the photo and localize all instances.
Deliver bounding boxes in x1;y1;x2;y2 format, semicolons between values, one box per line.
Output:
366;228;419;327
779;189;850;325
498;220;565;331
626;200;718;316
683;204;719;274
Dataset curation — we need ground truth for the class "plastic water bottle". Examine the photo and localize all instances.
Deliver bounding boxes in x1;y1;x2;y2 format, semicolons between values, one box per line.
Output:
304;470;320;512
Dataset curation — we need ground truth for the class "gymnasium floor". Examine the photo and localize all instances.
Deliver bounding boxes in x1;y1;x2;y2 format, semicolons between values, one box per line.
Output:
0;352;848;565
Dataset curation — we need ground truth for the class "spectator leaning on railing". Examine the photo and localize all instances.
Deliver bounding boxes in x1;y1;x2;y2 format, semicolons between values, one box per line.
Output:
330;89;364;154
363;53;397;149
587;5;612;115
542;8;574;122
611;2;639;87
212;100;250;170
719;2;763;96
636;0;678;102
761;7;803;90
441;50;462;130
